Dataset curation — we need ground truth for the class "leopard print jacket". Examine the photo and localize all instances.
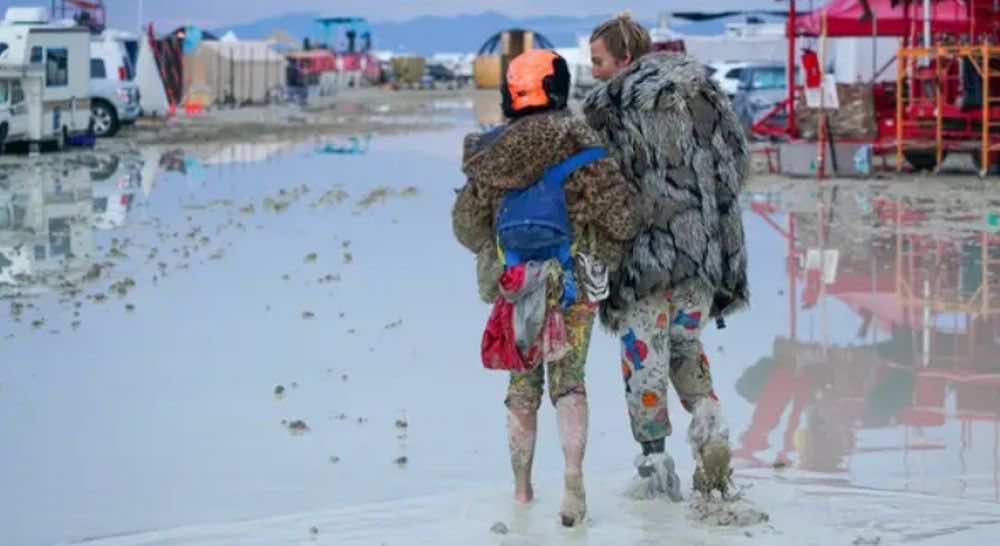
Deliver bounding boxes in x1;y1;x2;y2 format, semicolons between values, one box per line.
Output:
452;110;641;303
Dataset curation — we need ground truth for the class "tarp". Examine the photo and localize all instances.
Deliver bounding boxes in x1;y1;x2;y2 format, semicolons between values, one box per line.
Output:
796;0;969;37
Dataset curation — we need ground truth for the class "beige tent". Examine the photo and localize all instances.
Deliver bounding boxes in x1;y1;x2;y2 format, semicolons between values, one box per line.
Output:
183;40;287;106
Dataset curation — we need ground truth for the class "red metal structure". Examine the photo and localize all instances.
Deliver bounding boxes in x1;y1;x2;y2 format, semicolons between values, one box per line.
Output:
755;0;1000;174
311;17;382;85
51;0;106;33
739;187;1000;488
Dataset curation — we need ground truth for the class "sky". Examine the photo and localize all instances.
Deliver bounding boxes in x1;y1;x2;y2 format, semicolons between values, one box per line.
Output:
1;0;784;33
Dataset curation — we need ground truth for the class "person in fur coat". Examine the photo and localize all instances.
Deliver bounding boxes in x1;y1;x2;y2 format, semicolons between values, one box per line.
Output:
585;14;751;499
452;49;640;526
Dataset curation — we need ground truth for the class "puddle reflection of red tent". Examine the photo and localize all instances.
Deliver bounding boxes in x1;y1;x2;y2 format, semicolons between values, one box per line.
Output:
744;193;1000;480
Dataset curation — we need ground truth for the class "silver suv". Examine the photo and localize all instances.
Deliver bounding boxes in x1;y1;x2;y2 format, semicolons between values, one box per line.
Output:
730;63;789;134
90;35;140;137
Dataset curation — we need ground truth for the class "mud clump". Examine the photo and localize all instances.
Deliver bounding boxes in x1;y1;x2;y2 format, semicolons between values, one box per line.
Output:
311;188;350;209
318;274;340;284
689;496;770;527
286;420;309;433
110;277;137;297
356;187;391;210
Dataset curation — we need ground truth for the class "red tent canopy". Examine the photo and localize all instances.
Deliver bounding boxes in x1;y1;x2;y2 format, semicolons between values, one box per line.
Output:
795;0;969;37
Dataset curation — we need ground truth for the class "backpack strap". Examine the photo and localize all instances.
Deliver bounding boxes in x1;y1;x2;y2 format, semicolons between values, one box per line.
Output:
543;147;608;188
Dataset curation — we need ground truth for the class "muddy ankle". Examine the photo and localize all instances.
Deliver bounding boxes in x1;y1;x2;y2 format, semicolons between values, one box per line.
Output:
514;482;534;504
559;472;586;527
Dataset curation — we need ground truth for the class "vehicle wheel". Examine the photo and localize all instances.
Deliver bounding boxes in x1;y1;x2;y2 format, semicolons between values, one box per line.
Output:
90;155;120;181
904;150;945;172
91;101;120;138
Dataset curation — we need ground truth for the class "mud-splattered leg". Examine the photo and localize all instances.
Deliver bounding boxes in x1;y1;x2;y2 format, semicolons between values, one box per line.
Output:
619;294;683;500
506;365;544;504
669;284;732;497
556;393;587;526
548;304;595;527
507;407;538;503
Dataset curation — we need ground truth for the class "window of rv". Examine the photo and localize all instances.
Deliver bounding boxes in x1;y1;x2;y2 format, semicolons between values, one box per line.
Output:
11;81;23;105
0;43;8;58
91;58;107;79
0;81;8;104
46;48;69;87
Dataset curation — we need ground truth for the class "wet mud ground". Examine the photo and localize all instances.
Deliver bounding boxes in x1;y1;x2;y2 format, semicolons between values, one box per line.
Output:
3;89;1000;546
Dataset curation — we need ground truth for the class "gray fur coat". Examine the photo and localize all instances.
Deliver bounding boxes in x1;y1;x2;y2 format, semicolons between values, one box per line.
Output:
582;53;751;331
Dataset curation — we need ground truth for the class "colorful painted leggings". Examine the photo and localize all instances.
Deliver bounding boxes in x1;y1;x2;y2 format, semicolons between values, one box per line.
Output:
619;283;719;444
506;303;596;411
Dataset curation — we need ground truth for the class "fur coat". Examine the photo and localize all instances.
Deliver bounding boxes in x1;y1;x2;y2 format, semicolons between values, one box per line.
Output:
452;110;640;303
583;53;751;330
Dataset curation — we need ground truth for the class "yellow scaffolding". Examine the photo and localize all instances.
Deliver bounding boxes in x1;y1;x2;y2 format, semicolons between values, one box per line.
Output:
895;44;1000;176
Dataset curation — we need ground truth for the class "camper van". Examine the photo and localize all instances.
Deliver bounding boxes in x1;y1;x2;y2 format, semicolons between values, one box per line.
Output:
0;7;92;150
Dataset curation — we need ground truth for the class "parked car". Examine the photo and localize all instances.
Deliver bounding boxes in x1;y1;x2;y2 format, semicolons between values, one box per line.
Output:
425;62;457;88
90;33;140;138
707;61;753;99
731;63;789;134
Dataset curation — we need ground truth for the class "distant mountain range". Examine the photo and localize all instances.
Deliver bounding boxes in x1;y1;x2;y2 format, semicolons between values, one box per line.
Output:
211;11;786;56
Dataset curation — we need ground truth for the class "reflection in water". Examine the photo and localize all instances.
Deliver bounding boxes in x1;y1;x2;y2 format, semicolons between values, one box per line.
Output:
1;135;374;302
739;182;1000;500
90;154;143;230
0;164;96;294
315;135;372;155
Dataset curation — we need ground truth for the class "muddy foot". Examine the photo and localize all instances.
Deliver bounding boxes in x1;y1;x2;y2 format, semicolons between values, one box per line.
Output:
694;439;733;497
559;473;586;527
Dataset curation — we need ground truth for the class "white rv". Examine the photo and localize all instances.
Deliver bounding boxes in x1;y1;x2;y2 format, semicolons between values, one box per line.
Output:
0;7;91;150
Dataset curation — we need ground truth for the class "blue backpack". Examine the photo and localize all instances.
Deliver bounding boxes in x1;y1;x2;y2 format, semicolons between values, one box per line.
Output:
496;146;608;308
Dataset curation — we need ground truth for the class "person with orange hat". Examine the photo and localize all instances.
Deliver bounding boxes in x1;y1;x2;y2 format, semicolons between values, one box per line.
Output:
583;14;751;500
452;48;640;527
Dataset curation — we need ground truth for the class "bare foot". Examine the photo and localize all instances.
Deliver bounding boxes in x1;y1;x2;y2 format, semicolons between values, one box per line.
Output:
559;472;586;527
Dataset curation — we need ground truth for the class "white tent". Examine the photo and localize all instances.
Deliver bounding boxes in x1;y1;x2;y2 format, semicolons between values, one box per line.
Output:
136;31;170;116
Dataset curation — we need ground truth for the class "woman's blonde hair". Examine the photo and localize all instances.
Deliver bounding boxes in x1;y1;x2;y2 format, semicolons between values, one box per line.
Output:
590;11;651;63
